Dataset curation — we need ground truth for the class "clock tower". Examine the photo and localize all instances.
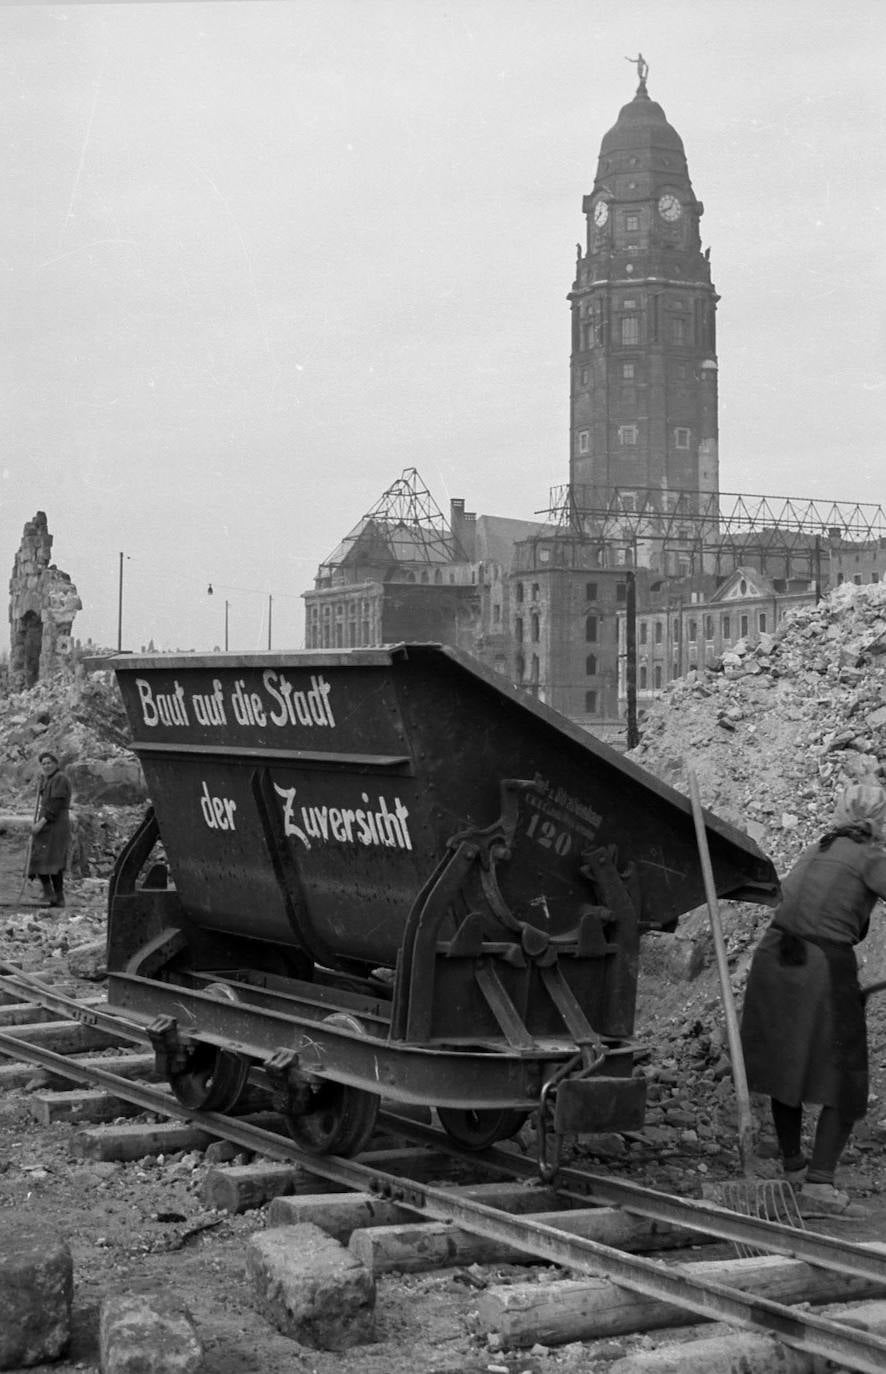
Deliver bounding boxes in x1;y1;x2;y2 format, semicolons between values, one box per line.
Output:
568;65;719;518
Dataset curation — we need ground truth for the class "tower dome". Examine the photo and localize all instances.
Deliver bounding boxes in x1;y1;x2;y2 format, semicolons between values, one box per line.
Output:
596;82;690;193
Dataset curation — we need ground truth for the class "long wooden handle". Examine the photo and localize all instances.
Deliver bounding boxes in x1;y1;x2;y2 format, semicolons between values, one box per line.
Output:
687;769;756;1177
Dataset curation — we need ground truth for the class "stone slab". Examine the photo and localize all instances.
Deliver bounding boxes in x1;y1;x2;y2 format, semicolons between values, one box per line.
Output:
0;1221;73;1369
246;1222;375;1350
99;1293;203;1374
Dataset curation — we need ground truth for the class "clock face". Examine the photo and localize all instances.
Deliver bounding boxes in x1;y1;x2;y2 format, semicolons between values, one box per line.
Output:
658;193;682;222
593;199;609;227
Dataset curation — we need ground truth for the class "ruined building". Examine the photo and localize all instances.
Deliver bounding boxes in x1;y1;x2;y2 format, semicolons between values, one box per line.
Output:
8;512;82;692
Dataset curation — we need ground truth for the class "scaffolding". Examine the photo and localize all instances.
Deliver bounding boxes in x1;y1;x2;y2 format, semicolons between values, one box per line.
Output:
539;485;886;579
316;468;467;585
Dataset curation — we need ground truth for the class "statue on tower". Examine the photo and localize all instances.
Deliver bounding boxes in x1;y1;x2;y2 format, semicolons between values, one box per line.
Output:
625;52;649;91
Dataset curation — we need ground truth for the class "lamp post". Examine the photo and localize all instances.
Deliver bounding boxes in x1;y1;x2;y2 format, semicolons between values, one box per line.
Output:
225;600;230;652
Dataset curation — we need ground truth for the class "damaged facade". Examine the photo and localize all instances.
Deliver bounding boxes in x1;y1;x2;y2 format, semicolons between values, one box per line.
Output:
9;512;82;692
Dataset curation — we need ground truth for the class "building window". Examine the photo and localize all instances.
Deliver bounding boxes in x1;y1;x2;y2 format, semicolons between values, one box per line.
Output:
621;316;639;345
836;573;844;585
672;659;679;678
640;621;648;645
586;653;597;675
672;318;686;344
516;582;524;602
616;581;627;602
688;620;697;642
741;614;749;637
493;603;501;623
586;615;598;643
623;362;635;379
581;366;590;385
722;615;730;640
531;654;539;684
854;574;863;586
873;572;880;584
625;213;639;232
618;424;638;446
759;612;767;631
531;612;540;642
578;430;590;454
434;569;442;584
653;620;662;644
672;619;681;642
654;665;662;689
705;615;713;640
585;689;598;713
515;654;525;680
515;617;523;642
674;427;691;449
586;582;597;602
531;583;540;600
640;666;648;689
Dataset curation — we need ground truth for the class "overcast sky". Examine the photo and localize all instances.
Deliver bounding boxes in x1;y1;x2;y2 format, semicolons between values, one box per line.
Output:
3;0;885;653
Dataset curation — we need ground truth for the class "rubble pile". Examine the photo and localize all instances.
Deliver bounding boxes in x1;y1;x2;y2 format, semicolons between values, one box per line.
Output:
0;668;143;812
621;582;886;1189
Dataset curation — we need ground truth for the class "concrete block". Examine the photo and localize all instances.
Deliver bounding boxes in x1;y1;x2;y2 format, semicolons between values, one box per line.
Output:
0;1221;72;1369
246;1222;375;1349
99;1294;203;1374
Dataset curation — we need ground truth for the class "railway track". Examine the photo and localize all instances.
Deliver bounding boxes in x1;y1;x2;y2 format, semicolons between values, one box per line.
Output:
3;960;886;1373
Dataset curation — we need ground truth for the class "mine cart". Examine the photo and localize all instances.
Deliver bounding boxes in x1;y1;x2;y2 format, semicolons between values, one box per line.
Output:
106;642;778;1162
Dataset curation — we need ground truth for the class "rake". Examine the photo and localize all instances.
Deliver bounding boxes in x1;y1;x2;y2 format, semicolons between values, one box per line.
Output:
687;769;805;1255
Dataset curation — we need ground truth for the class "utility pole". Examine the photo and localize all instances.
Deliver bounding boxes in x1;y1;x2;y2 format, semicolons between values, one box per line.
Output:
626;571;639;749
224;600;230;652
268;594;273;650
117;552;124;652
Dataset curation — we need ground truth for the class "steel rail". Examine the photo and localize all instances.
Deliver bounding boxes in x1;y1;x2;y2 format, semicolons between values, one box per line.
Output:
3;962;886;1282
382;1112;886;1287
2;1031;886;1372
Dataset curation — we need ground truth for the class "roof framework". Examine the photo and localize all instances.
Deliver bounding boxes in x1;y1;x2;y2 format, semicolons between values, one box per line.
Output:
319;468;466;578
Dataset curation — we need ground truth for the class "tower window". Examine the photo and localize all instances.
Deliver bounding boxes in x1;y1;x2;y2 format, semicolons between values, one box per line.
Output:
674;427;691;449
639;621;648;645
741;614;749;636
722;615;730;639
618;424;638;446
585;615;598;643
640;665;648;689
578;430;590;454
531;612;540;642
616;581;626;602
621;316;639;345
581;366;590;385
655;620;663;644
625;214;639;232
705;615;713;639
586;582;597;602
622;362;635;379
516;582;524;603
585;690;598;713
654;665;662;689
688;620;697;642
586;654;597;675
759;612;767;631
515;617;523;642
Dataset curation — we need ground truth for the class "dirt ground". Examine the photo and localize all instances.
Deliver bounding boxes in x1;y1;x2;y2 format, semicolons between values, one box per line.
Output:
4;875;886;1374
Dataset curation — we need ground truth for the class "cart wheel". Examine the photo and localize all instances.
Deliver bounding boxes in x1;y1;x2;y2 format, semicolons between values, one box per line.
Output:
168;981;250;1113
437;1107;529;1150
283;1012;379;1157
285;1080;380;1156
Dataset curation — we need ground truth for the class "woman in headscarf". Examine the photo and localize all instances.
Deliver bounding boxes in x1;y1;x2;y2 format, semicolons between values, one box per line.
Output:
28;750;72;909
740;781;886;1217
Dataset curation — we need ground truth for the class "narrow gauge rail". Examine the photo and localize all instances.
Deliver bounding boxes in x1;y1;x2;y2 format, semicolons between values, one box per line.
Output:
2;966;886;1372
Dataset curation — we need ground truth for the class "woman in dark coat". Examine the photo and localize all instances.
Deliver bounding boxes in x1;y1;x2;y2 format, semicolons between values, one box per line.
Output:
741;782;886;1218
28;750;72;908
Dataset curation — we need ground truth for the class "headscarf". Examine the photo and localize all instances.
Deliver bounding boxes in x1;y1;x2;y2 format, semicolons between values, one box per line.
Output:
832;782;886;839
